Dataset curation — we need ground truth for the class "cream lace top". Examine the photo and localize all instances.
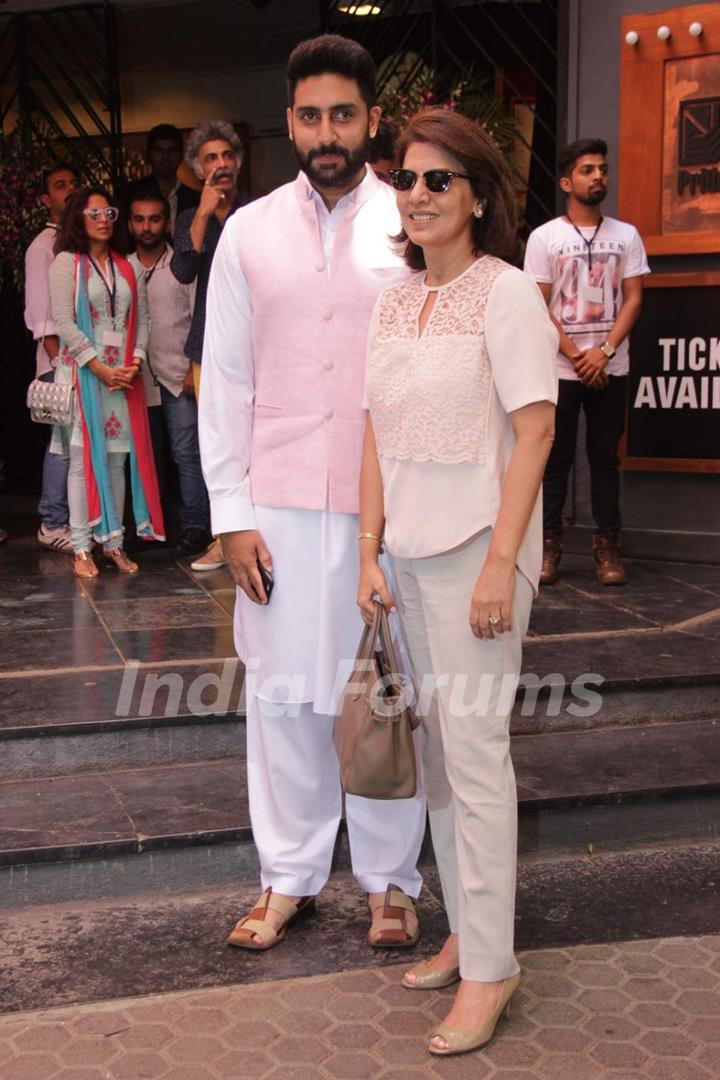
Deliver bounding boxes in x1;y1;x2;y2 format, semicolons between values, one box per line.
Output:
364;256;558;587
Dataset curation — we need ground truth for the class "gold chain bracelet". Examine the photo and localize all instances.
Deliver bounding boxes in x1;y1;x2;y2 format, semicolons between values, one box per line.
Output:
358;531;384;552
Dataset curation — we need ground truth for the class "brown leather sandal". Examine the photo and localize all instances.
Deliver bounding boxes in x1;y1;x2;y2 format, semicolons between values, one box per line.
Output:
73;551;99;578
226;887;316;951
368;883;420;948
104;548;139;574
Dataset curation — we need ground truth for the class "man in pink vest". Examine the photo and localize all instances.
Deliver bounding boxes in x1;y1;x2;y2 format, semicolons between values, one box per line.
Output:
200;35;426;951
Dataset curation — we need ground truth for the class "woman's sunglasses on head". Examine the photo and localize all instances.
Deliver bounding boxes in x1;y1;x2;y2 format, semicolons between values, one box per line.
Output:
389;169;471;193
83;207;119;222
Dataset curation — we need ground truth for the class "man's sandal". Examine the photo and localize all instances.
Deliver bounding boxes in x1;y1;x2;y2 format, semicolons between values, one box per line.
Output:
226;887;316;951
368;883;420;949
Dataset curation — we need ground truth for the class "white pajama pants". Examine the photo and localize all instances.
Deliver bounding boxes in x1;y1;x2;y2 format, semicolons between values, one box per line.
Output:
236;505;426;898
246;694;426;896
393;529;533;981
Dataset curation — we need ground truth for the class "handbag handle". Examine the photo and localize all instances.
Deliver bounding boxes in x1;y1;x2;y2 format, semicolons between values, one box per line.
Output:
354;601;418;727
353;600;382;664
354;600;403;678
376;604;403;687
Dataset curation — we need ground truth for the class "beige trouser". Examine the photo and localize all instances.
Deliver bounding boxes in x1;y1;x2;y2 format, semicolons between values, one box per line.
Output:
393;529;533;982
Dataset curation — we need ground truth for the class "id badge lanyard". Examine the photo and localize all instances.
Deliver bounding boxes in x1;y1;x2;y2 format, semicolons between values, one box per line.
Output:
89;254;117;326
567;216;603;272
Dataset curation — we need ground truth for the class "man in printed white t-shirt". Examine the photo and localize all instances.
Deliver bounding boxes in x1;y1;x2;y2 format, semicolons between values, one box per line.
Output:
524;138;649;586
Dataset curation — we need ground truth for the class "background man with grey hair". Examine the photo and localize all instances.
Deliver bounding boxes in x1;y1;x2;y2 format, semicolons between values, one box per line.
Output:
171;119;246;571
123;123;200;233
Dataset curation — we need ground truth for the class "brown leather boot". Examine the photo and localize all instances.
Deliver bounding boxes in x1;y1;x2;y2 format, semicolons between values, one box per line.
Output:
540;532;563;585
592;531;627;586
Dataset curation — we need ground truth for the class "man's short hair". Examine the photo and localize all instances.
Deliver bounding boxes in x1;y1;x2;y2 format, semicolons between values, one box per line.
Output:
129;188;171;220
40;162;79;194
286;34;377;110
185;120;243;180
370;118;397;164
147;124;183;154
558;138;608;178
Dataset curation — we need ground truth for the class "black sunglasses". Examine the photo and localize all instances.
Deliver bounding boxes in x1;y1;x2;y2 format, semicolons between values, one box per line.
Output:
389;169;471;193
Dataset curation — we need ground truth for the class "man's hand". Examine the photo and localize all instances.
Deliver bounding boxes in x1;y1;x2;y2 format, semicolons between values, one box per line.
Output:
42;335;60;362
573;346;608;388
198;170;227;218
222;530;273;604
182;368;195;397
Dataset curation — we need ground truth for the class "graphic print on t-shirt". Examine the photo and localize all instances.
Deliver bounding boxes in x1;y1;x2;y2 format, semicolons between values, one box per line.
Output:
556;239;626;339
523;215;650;380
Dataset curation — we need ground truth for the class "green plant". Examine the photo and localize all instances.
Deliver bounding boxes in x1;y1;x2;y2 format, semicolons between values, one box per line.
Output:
379;63;516;156
0;124;55;292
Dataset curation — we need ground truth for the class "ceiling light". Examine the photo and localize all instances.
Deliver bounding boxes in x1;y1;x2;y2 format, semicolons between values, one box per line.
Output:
338;4;382;14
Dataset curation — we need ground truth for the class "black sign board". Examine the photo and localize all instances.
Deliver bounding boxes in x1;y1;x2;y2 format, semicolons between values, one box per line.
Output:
624;278;720;472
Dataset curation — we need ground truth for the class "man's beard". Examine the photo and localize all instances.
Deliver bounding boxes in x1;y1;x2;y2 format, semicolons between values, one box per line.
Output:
576;188;606;207
294;134;371;188
135;234;164;251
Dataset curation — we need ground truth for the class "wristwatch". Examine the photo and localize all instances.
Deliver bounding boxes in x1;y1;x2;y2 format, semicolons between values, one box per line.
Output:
599;341;616;359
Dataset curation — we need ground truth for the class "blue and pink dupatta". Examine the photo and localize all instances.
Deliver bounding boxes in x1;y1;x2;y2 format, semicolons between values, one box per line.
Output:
73;252;165;543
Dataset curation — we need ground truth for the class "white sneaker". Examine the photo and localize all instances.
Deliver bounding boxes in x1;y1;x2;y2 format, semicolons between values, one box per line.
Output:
190;537;227;572
38;523;73;553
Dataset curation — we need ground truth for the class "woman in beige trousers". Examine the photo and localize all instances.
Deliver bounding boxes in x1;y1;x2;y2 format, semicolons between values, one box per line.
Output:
357;109;558;1057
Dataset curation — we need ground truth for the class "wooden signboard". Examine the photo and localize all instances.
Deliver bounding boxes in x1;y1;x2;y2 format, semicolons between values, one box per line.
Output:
619;3;720;255
621;273;720;473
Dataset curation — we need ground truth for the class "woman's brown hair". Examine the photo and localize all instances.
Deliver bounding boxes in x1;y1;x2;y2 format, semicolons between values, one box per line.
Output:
54;186;127;257
394;108;518;270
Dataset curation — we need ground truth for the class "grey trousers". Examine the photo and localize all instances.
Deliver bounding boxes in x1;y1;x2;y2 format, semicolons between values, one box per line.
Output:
393;529;533;981
68;444;126;554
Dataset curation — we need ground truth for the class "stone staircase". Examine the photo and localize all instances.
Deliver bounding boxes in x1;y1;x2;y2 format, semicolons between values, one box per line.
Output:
1;542;719;1012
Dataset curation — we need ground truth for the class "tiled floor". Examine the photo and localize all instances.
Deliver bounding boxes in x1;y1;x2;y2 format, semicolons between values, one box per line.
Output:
0;935;718;1079
1;532;719;685
1;520;719;1074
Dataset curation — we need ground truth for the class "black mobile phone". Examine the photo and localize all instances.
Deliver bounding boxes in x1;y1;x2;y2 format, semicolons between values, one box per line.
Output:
258;562;274;602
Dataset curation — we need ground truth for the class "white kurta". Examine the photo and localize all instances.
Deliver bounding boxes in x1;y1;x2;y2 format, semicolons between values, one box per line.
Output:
237;505;361;715
200;170;426;897
202;176;380;712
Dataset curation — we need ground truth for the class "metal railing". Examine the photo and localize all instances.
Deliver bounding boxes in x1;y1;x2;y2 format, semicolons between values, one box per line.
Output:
321;0;560;229
0;2;123;194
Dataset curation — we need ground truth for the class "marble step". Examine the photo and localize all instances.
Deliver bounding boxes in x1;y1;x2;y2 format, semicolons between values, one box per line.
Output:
2;639;719;780
2;841;719;1015
1;718;718;908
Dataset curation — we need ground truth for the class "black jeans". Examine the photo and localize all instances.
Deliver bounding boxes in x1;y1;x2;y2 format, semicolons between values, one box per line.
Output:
543;375;628;534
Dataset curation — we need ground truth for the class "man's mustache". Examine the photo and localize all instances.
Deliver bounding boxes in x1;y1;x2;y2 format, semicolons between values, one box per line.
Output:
309;144;350;164
211;168;234;182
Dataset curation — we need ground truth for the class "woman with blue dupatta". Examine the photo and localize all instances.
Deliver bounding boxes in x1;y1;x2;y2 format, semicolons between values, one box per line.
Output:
49;186;164;578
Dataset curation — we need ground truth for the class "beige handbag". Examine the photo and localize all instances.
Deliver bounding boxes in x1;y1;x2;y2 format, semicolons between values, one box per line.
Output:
334;601;420;800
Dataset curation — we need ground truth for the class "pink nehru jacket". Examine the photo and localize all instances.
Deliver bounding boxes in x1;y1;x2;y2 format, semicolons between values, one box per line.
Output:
234;170;409;514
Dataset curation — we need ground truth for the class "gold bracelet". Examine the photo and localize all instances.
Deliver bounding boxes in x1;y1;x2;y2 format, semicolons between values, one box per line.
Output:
359;531;384;552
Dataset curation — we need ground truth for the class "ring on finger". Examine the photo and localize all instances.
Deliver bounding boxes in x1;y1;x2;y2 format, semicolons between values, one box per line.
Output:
489;616;502;627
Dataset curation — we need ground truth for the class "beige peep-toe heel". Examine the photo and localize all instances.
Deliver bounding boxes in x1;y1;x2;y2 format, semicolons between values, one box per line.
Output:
402;959;460;991
428;971;522;1056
